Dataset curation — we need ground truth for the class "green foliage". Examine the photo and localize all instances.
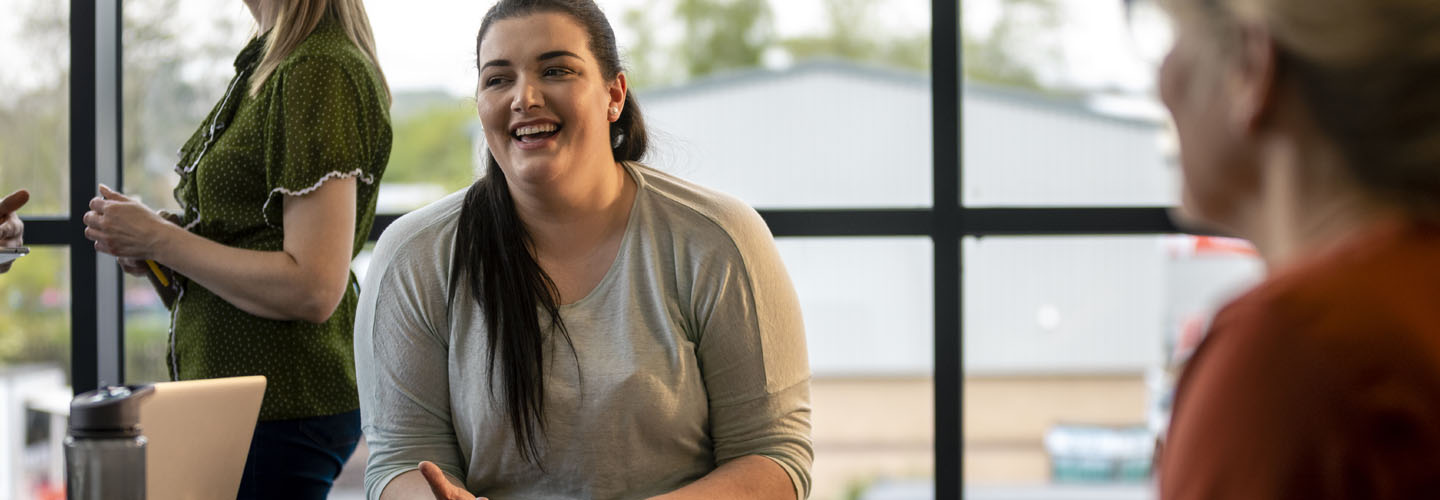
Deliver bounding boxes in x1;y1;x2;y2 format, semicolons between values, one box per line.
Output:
0;0;68;215
0;248;71;376
124;304;172;384
623;0;934;91
385;101;480;193
780;0;930;72
675;0;776;78
962;0;1064;92
619;0;1065;94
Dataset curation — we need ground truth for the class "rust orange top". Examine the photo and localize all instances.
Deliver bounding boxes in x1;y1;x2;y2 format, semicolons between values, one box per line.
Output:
1160;217;1440;499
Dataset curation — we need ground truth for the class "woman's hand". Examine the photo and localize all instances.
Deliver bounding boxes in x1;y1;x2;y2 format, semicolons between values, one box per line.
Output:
419;461;487;500
83;184;177;260
117;257;151;277
0;189;29;274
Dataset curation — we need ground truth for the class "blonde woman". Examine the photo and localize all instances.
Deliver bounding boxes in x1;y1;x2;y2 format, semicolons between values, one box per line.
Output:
1148;0;1440;497
82;0;390;496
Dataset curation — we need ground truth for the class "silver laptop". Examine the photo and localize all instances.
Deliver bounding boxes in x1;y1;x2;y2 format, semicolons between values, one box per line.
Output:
138;376;266;500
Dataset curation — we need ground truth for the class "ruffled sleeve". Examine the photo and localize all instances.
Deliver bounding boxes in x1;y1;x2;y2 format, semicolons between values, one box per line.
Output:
261;55;386;227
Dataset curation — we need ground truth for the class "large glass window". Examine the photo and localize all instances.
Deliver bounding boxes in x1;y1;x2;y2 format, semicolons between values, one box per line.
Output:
113;2;935;498
39;0;1296;497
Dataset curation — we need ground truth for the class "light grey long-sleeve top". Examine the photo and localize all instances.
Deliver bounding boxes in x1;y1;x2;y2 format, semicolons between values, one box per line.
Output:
354;162;813;500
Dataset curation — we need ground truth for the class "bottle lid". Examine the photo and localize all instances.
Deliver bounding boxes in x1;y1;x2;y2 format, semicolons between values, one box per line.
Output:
69;385;155;438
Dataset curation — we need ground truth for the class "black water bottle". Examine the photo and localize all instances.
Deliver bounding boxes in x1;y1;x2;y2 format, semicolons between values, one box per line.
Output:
65;385;154;500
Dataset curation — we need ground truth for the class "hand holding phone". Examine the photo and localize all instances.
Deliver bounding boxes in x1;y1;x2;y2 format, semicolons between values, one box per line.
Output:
1;189;30;274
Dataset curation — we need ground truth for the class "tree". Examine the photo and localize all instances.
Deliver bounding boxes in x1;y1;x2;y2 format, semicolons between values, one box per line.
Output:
622;0;934;90
385;99;480;194
618;0;1066;93
780;0;930;71
962;0;1065;92
623;0;777;88
676;0;775;78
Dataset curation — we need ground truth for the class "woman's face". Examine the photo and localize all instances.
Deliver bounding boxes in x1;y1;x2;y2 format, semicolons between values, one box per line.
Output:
476;12;624;189
1158;15;1257;232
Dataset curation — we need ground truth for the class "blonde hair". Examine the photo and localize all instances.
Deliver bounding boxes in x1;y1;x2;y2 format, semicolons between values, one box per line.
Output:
247;0;390;102
1181;0;1440;216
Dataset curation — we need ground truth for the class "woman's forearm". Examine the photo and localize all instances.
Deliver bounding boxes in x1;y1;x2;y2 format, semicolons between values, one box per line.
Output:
153;226;346;323
153;178;357;323
651;455;796;500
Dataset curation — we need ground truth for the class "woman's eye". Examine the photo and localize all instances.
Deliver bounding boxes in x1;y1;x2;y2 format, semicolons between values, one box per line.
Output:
484;76;509;87
544;67;572;77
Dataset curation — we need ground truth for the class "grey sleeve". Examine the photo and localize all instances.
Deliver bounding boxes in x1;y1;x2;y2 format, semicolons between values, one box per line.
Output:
354;228;466;500
691;207;814;499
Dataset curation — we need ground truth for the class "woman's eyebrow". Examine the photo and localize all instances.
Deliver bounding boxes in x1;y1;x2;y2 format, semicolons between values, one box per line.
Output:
480;51;582;71
537;50;582;62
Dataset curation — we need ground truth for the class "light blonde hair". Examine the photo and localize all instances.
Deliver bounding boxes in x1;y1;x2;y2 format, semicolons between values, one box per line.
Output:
247;0;390;102
1176;0;1440;217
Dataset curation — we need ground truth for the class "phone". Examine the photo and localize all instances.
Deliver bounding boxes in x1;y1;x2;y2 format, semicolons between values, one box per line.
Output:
0;246;29;265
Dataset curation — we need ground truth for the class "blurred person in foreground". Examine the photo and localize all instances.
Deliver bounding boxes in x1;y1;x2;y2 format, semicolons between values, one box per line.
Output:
1150;0;1440;497
354;1;811;499
80;0;391;497
1;189;29;274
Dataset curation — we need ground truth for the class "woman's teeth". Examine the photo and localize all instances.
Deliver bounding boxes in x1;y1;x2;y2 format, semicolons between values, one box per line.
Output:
515;124;558;137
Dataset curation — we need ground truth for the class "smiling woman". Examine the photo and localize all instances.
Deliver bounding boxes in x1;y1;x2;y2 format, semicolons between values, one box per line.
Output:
354;1;812;500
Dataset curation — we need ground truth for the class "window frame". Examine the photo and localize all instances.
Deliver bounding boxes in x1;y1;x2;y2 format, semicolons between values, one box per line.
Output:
26;1;1187;496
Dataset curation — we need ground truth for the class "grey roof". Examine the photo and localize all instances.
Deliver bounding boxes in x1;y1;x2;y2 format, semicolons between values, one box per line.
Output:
635;59;1161;129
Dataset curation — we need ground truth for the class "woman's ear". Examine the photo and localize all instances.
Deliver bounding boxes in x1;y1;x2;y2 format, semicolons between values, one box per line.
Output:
608;73;628;122
1230;25;1281;135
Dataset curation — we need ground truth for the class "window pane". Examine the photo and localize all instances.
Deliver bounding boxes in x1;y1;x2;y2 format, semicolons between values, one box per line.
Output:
961;0;1176;207
0;0;69;216
124;272;171;384
962;235;1263;493
0;246;72;499
778;237;934;499
366;0;933;212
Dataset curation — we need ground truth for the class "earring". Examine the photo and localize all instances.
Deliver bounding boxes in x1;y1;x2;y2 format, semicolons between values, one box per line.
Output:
609;106;619;117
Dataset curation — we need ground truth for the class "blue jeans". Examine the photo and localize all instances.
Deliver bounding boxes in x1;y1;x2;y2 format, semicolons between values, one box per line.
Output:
237;409;362;500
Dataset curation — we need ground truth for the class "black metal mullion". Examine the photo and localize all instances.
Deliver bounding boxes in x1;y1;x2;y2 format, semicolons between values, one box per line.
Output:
373;210;939;241
70;0;98;395
69;0;124;394
933;0;962;497
18;219;76;246
961;207;1182;235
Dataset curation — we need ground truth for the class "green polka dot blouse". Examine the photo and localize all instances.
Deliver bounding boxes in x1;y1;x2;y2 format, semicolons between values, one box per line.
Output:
167;16;391;421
